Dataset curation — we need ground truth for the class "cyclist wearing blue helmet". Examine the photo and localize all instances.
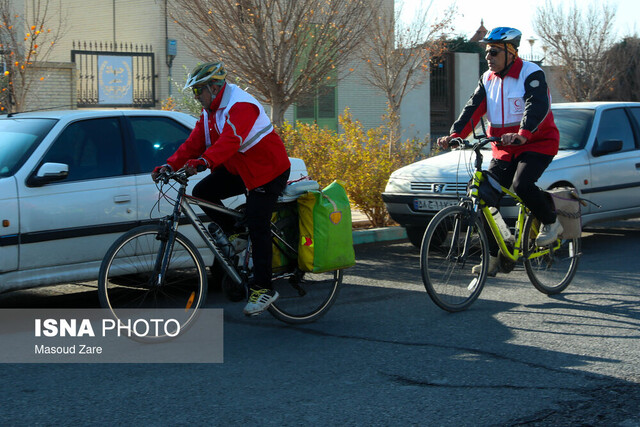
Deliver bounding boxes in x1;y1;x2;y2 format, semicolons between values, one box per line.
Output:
438;27;562;276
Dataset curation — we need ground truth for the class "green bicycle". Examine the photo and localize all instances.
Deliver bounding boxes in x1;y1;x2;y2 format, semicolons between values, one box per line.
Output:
420;136;581;312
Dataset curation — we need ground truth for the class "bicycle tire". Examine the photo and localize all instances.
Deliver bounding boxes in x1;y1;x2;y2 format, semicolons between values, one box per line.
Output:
98;224;208;342
523;215;580;295
420;205;490;312
268;269;343;324
266;208;342;324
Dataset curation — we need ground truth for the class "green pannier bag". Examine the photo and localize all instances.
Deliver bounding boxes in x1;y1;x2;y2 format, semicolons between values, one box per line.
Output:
271;202;299;273
297;180;355;273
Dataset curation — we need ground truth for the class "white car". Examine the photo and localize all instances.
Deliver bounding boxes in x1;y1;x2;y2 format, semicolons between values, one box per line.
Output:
0;110;308;293
383;102;640;247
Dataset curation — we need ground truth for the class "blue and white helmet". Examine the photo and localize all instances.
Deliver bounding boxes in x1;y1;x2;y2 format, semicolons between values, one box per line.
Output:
482;27;522;49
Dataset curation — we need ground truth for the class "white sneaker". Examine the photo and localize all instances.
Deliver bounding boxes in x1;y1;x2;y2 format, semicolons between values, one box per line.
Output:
243;288;279;317
535;219;564;246
471;256;499;277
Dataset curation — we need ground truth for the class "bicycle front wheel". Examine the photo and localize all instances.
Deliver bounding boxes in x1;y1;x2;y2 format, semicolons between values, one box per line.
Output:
523;215;580;295
420;205;490;312
268;269;342;324
98;225;208;341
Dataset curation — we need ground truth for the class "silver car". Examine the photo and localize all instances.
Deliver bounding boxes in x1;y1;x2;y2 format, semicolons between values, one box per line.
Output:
383;102;640;247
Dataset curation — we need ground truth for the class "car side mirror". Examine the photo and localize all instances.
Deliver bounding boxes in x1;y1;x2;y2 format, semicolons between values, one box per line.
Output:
27;162;69;187
593;139;623;157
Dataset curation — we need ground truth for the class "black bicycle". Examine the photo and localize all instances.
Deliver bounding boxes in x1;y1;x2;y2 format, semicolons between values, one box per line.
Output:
97;169;342;340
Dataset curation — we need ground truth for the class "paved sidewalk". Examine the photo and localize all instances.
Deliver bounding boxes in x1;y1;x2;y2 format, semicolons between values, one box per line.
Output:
351;209;407;245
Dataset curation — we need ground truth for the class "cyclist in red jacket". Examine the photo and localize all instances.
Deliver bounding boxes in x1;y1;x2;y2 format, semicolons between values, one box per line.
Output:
438;27;562;276
152;62;290;316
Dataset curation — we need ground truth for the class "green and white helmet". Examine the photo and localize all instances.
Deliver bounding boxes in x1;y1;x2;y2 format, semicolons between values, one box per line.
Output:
184;61;227;90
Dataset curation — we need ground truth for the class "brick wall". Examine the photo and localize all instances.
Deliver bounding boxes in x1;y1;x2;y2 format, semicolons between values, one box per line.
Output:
44;0;200;108
19;0;420;135
24;62;76;111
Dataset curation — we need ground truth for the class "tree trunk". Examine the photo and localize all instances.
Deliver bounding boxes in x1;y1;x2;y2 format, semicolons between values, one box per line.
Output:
270;100;288;129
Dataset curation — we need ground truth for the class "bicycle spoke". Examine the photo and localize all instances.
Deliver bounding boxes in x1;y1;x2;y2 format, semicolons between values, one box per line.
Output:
523;217;580;294
98;226;207;342
269;269;342;323
421;206;489;312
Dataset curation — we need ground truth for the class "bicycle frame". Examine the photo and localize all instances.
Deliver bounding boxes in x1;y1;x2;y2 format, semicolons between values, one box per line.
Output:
468;169;562;263
421;135;581;313
156;177;299;288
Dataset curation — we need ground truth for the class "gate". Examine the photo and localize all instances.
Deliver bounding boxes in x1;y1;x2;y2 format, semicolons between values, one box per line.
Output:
71;41;156;108
430;52;455;141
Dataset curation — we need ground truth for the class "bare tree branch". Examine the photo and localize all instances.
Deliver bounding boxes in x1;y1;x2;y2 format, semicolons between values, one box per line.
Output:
170;0;381;126
533;0;618;101
359;0;455;146
0;0;65;113
595;36;640;101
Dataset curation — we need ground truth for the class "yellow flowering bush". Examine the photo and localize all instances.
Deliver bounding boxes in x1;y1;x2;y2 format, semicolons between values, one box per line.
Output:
281;108;426;227
160;96;177;111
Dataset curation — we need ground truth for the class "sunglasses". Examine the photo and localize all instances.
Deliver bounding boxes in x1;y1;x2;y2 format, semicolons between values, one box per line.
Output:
192;85;206;96
486;48;505;57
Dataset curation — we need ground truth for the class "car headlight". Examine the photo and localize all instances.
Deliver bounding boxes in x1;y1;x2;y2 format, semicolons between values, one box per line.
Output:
385;176;411;193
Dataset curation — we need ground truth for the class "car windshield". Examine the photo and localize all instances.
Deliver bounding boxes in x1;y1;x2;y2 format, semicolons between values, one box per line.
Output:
552;108;595;150
0;118;57;177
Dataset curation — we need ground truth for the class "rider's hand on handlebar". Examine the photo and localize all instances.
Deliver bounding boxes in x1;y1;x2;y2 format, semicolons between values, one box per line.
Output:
500;133;528;146
437;135;454;150
151;165;171;182
184;157;209;176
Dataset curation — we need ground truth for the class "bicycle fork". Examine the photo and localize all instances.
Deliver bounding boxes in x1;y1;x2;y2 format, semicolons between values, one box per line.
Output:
152;218;178;287
447;208;476;265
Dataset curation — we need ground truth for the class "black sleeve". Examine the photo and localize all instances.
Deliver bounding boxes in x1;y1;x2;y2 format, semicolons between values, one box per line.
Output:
520;70;551;133
450;78;487;136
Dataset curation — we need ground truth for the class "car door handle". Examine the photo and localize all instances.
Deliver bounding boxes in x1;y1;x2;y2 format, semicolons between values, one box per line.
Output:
113;195;131;204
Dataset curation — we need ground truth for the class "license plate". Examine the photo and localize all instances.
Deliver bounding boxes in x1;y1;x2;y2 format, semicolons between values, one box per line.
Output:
413;198;458;211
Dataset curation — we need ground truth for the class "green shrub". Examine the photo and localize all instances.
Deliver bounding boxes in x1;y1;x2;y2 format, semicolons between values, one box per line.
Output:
281;108;426;227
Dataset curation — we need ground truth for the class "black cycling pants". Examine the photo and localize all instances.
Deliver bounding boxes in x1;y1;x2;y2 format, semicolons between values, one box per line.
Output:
193;166;290;289
485;151;556;256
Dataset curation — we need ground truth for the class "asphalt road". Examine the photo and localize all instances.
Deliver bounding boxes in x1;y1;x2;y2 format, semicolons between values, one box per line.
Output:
0;226;639;426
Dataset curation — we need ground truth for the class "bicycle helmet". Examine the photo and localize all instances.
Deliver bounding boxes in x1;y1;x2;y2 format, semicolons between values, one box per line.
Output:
184;61;227;90
482;27;522;49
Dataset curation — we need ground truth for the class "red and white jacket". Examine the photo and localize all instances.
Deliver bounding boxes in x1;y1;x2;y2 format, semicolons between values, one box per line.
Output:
167;83;291;190
450;57;559;160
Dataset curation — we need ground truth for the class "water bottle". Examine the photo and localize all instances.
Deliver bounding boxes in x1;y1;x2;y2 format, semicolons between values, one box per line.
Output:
490;207;514;244
208;222;234;259
229;235;248;253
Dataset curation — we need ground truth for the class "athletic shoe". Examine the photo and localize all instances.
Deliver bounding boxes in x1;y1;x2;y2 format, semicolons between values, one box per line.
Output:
535;219;564;246
243;288;279;317
471;255;499;277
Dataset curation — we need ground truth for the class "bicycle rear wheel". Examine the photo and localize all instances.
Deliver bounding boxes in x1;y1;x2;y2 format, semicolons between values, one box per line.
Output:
266;205;342;324
268;269;343;324
420;205;490;312
98;225;208;341
523;215;580;294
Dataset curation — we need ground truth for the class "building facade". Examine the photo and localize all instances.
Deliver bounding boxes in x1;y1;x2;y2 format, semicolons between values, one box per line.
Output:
5;1;490;142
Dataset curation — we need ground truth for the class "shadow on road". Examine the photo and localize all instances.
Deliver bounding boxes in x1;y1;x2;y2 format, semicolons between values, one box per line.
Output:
0;232;638;424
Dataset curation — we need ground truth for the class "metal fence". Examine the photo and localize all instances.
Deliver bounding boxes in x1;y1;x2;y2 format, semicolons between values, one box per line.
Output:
71;41;155;108
430;52;455;140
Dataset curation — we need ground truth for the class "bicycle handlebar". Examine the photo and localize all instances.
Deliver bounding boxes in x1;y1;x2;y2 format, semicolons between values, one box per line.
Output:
448;137;500;171
449;136;500;151
154;168;189;186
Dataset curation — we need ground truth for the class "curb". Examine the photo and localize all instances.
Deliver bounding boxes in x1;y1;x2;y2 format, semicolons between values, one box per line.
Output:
353;226;407;245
